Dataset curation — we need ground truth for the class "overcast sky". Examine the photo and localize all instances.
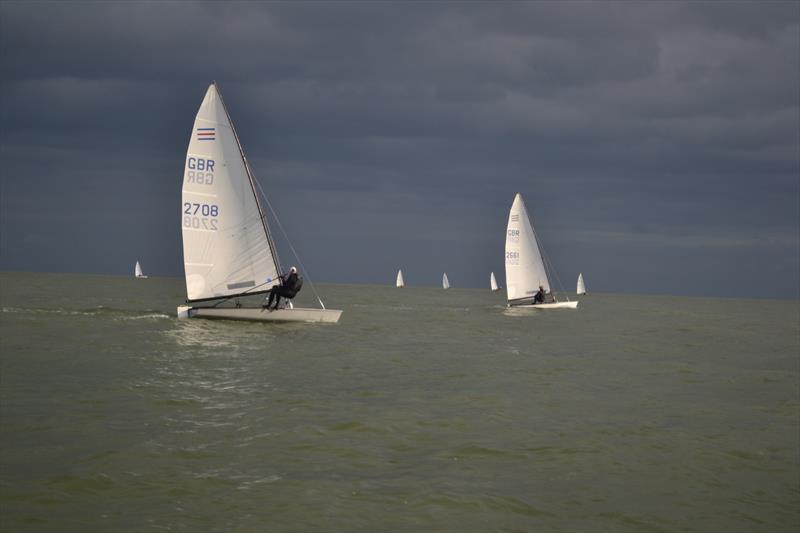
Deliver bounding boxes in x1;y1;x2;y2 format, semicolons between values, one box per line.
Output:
1;1;798;298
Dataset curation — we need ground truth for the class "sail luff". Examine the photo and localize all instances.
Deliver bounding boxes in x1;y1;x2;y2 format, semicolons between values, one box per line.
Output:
214;83;282;277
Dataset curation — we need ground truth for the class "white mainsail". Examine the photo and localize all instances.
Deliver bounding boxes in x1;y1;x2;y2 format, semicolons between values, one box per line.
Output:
396;269;405;288
442;272;450;289
181;83;281;302
505;193;550;304
577;273;586;295
490;272;499;291
134;261;147;278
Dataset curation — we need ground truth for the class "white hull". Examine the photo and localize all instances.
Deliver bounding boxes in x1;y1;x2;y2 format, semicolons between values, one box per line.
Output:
510;301;578;309
136;275;149;279
177;306;342;323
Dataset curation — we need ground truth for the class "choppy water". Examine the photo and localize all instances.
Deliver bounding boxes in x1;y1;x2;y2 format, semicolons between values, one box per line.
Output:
1;271;798;532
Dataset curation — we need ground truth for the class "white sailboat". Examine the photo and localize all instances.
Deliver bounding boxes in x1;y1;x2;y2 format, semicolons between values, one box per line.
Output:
504;193;577;309
176;83;341;323
577;273;586;295
490;272;500;291
134;261;148;279
442;272;450;289
396;269;405;288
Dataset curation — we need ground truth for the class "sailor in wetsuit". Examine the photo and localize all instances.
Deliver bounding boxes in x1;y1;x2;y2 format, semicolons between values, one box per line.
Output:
533;285;546;304
264;266;303;310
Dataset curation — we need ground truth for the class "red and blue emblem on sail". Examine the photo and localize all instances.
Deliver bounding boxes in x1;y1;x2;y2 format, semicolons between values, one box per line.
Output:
196;127;215;141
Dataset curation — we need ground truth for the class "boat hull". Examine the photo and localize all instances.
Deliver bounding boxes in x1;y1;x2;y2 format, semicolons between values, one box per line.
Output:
177;306;342;323
510;301;578;309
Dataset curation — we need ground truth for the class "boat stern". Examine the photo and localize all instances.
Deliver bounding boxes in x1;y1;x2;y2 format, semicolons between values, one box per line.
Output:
177;305;193;319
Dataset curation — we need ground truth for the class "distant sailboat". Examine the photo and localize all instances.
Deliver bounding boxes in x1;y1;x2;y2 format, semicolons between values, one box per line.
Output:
176;83;341;323
577;273;586;295
504;193;577;309
442;272;450;289
396;269;405;288
134;261;148;279
490;272;500;292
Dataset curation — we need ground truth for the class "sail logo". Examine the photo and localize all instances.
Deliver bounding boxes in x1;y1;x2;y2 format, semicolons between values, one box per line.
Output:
196;127;216;141
507;229;520;243
510;214;519;222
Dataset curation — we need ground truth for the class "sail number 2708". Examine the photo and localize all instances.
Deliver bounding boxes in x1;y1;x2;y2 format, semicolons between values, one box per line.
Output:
183;203;219;231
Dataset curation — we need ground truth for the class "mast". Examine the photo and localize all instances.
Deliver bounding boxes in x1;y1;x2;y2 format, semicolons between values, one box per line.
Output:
214;82;283;277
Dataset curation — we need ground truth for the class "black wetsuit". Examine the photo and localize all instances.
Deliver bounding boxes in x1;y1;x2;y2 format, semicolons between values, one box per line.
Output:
266;272;301;309
533;289;545;304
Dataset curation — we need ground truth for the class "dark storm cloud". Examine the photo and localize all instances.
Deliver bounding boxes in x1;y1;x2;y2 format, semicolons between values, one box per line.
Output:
1;1;798;297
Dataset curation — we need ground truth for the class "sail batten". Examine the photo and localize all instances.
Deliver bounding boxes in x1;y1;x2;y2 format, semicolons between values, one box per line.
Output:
181;83;281;301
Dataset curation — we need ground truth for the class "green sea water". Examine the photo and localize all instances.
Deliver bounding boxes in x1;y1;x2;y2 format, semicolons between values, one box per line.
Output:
1;271;798;532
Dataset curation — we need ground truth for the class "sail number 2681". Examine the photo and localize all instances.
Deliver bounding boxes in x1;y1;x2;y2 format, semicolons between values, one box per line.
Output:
183;202;219;231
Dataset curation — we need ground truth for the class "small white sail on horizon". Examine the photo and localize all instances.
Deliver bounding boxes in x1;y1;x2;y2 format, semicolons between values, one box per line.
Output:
134;261;148;279
396;269;405;288
442;272;450;289
490;271;500;291
176;83;340;323
577;273;586;295
504;193;577;309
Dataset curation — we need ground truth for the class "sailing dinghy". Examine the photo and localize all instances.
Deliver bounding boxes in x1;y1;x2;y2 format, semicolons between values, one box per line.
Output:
176;83;341;323
504;193;577;309
396;270;405;288
134;261;148;279
577;273;586;295
490;272;500;291
442;272;450;289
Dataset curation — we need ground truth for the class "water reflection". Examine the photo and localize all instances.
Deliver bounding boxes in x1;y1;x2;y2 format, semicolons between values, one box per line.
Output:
165;318;276;350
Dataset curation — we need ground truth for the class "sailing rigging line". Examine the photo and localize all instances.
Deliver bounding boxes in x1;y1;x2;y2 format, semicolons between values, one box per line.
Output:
251;177;327;310
214;82;283;276
530;223;571;302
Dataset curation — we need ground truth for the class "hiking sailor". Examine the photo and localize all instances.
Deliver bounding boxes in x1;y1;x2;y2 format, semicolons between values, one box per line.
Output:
533;285;546;304
264;266;303;310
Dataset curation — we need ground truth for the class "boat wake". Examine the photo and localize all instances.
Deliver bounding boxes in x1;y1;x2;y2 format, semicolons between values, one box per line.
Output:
1;306;171;321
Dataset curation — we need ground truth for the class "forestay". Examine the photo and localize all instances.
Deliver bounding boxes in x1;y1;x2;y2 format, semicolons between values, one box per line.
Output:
505;193;550;303
181;84;281;302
